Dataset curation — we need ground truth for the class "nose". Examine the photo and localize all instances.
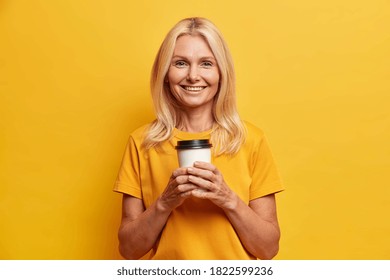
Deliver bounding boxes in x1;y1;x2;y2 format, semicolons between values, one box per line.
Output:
187;65;200;82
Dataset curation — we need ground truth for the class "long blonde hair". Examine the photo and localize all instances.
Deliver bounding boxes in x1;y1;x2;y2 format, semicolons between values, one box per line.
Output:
143;17;246;156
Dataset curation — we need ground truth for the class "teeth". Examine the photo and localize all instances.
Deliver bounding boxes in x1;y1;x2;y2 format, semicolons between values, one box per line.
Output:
184;86;205;91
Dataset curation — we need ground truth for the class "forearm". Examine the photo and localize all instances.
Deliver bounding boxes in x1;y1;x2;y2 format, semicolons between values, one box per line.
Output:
118;199;171;259
223;196;280;260
118;168;197;259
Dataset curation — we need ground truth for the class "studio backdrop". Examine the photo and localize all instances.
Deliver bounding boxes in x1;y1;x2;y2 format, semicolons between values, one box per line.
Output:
1;0;389;259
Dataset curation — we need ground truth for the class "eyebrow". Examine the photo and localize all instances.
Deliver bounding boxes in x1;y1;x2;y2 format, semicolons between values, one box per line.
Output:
171;55;216;61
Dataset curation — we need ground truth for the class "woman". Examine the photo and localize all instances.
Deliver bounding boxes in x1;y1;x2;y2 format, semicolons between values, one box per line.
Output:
114;17;284;260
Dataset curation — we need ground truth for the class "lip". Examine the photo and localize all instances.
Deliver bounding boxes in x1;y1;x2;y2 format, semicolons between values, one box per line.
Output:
180;85;207;92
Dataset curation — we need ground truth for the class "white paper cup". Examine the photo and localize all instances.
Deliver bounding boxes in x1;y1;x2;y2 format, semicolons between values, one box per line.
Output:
175;139;212;167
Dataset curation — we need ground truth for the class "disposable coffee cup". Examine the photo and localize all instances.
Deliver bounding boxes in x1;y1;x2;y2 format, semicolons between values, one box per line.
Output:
175;139;212;167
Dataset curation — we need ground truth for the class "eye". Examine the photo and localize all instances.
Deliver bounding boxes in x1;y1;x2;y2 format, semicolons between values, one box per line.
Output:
201;61;213;68
173;60;188;68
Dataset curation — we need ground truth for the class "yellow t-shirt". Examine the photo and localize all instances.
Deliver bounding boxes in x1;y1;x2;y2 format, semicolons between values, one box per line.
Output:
114;121;284;259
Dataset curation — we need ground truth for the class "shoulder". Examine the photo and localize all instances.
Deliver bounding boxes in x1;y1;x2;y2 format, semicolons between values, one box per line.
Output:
128;123;153;146
242;120;265;141
130;123;151;138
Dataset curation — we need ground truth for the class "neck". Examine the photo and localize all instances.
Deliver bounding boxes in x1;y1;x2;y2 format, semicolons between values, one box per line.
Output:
176;109;214;133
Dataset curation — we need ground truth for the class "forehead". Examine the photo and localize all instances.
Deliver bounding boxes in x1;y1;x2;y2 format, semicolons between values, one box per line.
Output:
173;35;215;58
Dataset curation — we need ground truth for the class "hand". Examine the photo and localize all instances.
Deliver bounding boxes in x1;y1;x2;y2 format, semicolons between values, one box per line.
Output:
157;167;198;213
187;161;239;210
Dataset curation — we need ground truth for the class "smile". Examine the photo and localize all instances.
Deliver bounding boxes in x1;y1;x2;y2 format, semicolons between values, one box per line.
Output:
181;86;206;92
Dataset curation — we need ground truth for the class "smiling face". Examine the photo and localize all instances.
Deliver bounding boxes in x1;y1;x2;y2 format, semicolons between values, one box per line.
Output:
167;35;220;113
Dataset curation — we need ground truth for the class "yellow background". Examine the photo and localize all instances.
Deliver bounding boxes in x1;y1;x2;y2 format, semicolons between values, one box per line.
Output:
1;0;389;259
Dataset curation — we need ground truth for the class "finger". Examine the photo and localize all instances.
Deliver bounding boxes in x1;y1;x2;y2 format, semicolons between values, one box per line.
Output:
171;167;188;179
177;183;198;193
175;174;191;185
180;190;194;198
188;175;214;191
191;188;211;199
193;161;220;175
193;161;214;169
187;167;215;181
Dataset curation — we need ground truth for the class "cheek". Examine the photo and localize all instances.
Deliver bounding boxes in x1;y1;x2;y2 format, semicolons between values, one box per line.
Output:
166;71;175;84
205;72;220;86
202;68;219;81
167;68;185;84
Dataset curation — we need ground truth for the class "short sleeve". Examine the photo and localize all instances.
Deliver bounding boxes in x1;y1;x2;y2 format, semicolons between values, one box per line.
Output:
113;136;142;198
249;134;284;200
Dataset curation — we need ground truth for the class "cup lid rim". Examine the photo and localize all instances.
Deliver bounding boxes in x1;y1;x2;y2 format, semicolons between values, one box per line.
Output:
175;139;212;150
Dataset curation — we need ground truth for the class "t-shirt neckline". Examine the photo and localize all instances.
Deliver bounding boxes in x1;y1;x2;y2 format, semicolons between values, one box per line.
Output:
173;127;212;140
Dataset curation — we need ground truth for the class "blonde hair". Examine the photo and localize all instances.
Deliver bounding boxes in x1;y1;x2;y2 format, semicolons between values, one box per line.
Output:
143;17;246;156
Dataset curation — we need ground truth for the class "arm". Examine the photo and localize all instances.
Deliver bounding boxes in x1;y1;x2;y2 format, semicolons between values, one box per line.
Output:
188;161;281;259
224;194;280;259
118;168;197;259
118;194;170;259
